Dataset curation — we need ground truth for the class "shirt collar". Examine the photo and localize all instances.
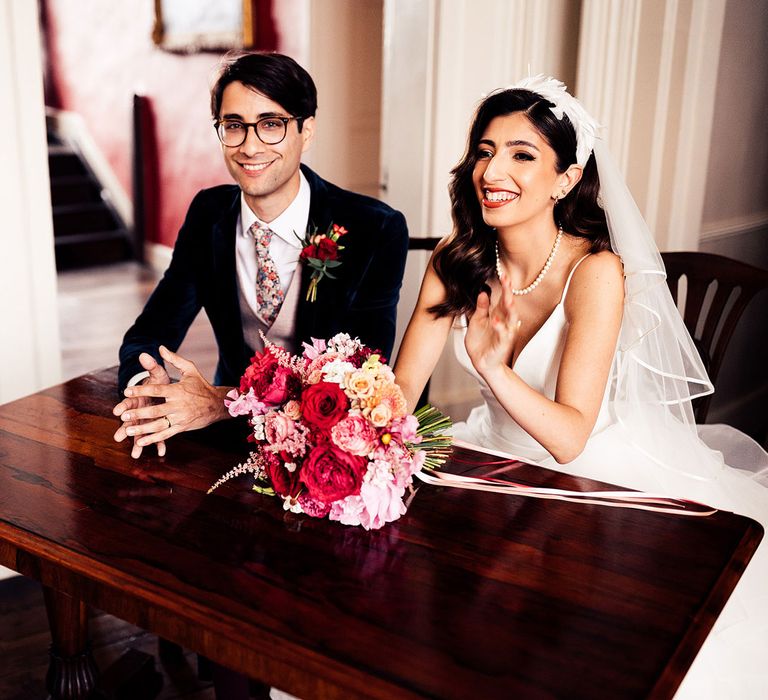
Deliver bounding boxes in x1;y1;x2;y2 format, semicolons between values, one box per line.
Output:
239;171;310;249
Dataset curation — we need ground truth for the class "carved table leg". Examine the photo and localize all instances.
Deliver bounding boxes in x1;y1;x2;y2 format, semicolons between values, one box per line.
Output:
43;586;99;699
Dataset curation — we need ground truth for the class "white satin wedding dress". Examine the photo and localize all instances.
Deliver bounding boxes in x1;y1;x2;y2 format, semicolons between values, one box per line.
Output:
453;256;768;699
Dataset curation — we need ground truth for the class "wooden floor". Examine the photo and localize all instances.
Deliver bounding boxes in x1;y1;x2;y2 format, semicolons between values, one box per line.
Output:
1;262;219;699
57;261;219;383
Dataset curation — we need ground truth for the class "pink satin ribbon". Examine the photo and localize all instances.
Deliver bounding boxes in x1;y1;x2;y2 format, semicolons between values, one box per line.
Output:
415;469;717;516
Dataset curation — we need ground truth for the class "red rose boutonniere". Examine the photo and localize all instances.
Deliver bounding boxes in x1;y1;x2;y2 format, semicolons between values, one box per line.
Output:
296;222;347;302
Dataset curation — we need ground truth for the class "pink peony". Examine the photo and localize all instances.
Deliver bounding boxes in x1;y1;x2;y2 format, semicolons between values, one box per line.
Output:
264;411;296;445
329;480;407;530
331;413;378;456
390;414;421;443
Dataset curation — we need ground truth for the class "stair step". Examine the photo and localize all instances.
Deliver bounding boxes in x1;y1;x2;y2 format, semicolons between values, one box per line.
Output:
54;228;134;270
53;203;121;236
50;176;103;207
48;151;88;178
47;120;136;270
54;227;129;245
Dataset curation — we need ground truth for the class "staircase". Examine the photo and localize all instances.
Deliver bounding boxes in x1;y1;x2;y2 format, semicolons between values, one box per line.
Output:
48;129;135;270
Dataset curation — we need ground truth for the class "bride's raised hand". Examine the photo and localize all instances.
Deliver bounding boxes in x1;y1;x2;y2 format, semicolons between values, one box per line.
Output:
465;274;521;378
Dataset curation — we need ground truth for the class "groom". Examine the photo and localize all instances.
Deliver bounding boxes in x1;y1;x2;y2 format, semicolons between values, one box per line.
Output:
113;51;408;458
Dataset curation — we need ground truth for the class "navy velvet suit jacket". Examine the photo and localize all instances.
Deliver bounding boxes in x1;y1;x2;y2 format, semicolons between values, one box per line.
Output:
118;165;409;391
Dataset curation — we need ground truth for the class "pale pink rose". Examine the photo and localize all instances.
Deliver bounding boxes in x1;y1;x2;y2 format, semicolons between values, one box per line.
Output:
264;411;296;446
345;370;376;399
331;413;378;456
390;414;420;443
307;352;342;377
283;400;302;420
307;369;324;385
225;388;267;417
369;403;392;427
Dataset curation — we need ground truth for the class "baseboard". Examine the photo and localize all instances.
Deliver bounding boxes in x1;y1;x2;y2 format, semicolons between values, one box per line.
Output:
146;242;173;274
46;108;134;229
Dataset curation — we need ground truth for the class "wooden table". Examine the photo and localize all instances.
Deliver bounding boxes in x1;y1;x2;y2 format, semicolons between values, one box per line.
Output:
0;368;762;699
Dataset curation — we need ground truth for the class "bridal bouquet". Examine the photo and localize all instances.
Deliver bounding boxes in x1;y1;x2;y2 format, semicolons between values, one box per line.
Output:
209;333;452;530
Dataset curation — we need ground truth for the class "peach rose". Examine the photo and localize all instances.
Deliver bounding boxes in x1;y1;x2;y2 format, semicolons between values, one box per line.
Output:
370;403;393;427
345;370;376;399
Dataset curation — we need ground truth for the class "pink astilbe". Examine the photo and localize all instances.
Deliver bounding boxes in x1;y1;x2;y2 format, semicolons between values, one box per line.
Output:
264;411;309;457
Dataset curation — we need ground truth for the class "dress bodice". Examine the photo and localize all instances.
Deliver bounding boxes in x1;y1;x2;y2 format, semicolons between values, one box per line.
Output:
453;255;612;462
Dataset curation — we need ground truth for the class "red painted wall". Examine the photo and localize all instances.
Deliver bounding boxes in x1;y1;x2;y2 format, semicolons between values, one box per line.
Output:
43;0;236;247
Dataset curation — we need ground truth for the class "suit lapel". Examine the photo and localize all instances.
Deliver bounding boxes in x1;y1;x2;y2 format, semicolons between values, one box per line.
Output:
296;165;335;342
211;189;249;357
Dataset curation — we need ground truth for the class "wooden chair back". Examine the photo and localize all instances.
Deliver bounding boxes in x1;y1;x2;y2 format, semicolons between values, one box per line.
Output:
661;251;768;422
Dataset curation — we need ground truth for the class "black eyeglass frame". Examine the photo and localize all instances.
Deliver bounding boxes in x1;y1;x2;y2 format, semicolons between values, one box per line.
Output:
213;116;306;147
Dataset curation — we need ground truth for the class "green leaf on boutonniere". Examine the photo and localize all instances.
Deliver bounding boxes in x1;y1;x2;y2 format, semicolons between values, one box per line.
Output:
296;221;349;302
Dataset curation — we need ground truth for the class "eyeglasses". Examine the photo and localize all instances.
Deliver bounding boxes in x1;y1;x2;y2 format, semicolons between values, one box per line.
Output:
214;116;304;147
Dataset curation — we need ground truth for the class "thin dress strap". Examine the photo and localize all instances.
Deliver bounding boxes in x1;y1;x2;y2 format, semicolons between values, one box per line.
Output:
559;254;591;303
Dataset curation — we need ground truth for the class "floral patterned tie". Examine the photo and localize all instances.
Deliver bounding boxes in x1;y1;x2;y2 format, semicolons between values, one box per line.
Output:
249;222;285;325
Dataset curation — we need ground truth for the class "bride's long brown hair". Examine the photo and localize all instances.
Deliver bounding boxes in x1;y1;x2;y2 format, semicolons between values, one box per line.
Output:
430;89;610;318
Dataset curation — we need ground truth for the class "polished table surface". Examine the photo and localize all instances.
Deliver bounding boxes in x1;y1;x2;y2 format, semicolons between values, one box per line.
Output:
0;368;762;699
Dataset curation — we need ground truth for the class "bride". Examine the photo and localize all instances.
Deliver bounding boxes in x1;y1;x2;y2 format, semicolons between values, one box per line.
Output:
393;76;768;698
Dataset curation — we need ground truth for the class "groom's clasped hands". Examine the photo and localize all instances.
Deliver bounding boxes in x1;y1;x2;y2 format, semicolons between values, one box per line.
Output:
112;345;230;458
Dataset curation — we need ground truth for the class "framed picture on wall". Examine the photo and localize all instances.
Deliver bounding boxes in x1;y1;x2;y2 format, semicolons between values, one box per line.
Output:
152;0;257;53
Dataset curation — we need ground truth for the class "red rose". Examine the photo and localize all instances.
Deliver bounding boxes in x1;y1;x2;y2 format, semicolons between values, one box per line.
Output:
300;244;318;260
240;349;299;406
240;349;279;394
262;451;301;498
315;237;338;261
262;366;300;405
301;382;349;429
300;443;367;502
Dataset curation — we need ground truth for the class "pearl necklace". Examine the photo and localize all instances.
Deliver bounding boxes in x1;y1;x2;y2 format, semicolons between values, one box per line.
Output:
495;226;563;295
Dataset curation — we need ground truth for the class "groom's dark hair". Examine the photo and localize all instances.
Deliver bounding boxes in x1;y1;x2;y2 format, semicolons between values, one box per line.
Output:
210;51;317;129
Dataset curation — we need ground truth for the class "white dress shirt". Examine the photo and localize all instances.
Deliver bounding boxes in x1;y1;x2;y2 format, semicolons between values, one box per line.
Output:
236;171;310;319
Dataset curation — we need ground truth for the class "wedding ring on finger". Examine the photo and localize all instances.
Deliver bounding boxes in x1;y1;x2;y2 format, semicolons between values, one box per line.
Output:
164;416;172;429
